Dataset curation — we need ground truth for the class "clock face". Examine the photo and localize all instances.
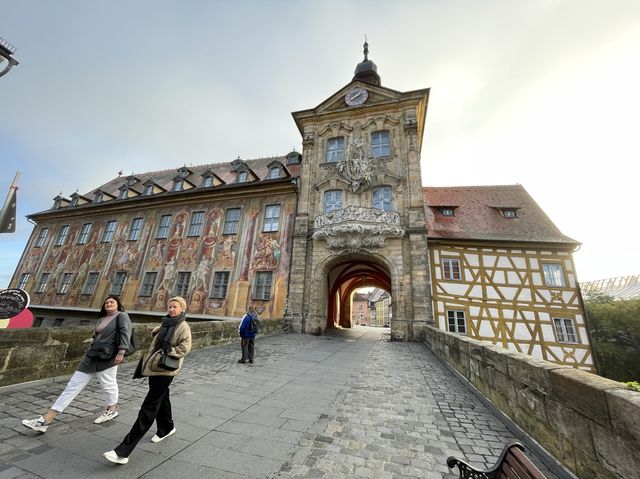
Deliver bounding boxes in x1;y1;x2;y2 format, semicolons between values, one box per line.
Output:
345;87;368;106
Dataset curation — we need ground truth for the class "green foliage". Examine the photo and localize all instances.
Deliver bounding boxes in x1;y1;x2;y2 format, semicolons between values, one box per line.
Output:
626;381;640;392
586;297;640;381
583;291;615;304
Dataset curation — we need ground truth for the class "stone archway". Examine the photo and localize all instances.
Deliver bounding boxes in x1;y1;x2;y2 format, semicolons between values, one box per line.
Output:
324;255;392;330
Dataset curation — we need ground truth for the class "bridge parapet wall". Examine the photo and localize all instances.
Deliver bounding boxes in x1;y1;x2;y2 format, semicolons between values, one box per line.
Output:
424;326;640;479
0;319;282;388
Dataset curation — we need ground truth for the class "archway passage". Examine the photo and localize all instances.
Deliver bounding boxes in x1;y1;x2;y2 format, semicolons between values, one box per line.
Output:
325;256;392;330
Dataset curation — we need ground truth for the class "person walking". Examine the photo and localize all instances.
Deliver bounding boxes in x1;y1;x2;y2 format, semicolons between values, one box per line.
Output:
103;296;192;465
21;295;133;432
238;305;258;364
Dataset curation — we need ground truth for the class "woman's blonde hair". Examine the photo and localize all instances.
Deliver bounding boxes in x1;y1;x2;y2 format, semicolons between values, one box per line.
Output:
168;296;187;311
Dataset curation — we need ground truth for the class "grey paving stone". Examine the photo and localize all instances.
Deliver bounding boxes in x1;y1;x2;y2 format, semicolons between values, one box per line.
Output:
1;329;565;478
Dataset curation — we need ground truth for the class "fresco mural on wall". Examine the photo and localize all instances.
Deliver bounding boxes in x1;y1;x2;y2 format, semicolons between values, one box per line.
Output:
19;193;297;320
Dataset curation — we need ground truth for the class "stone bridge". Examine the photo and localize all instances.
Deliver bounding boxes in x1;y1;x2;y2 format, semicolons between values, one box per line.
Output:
0;322;638;478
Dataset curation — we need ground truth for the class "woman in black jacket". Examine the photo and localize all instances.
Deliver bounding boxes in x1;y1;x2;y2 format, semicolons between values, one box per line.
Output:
21;295;133;433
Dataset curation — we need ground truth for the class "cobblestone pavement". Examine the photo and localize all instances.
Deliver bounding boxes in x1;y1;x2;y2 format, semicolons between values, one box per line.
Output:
0;328;562;478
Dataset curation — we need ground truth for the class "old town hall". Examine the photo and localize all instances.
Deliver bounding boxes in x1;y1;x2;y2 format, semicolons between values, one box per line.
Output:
10;45;595;371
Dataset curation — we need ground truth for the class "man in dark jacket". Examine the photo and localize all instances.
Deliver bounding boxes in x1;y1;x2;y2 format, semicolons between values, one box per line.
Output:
238;306;257;364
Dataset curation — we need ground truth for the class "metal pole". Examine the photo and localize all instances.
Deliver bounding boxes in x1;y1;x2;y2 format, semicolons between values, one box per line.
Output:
0;171;20;222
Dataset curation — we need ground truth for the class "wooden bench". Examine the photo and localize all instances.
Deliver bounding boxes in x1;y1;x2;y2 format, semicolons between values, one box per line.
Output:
446;440;547;479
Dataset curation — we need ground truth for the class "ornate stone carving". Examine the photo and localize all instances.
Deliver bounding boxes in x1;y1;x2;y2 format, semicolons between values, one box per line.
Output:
302;134;315;152
336;138;374;192
313;206;405;253
404;118;418;152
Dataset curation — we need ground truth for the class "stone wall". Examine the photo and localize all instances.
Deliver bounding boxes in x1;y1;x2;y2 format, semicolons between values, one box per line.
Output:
0;319;283;387
424;326;640;479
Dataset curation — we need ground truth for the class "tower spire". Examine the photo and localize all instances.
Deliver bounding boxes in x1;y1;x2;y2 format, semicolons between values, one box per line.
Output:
353;39;380;86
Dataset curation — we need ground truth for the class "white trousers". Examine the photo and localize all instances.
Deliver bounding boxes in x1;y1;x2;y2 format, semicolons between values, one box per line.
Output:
51;367;119;413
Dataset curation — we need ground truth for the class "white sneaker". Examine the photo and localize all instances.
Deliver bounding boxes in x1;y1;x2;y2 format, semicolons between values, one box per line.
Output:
103;450;128;465
21;416;49;433
94;409;119;424
151;427;176;443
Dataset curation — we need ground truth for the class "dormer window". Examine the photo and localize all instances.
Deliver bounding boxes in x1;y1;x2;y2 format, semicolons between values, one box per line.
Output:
94;191;103;203
125;175;138;187
501;209;518;218
143;183;154;196
286;151;302;164
238;171;248;183
440;207;455;217
176;167;190;179
52;195;69;209
202;175;213;187
172;179;184;192
118;187;129;200
269;166;280;179
70;196;79;207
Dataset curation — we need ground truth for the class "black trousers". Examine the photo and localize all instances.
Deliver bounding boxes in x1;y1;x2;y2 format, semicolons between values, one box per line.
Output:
115;375;174;457
241;337;254;361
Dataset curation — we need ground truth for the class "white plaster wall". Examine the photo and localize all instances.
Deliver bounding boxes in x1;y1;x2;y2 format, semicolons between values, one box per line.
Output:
465;253;479;267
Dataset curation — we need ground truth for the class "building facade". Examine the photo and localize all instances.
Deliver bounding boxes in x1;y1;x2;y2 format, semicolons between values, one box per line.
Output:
9;45;593;369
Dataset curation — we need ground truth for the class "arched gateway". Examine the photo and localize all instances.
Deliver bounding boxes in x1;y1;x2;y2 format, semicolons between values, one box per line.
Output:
285;44;434;340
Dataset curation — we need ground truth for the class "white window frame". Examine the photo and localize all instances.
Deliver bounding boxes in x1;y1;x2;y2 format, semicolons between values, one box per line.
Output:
110;272;127;296
447;310;467;334
223;208;241;235
58;273;73;294
441;208;454;217
269;166;280;179
542;263;565;287
82;272;100;295
372;186;392;211
371;130;390;157
442;258;462;280
324;190;343;213
140;272;158;297
187;211;205;237
211;271;230;298
128;217;144;241
55;225;69;246
35;228;49;247
263;205;281;232
18;273;30;290
253;271;273;300
36;273;50;293
156;215;172;239
174;272;191;297
326;136;345;163
76;223;92;245
237;171;248;183
101;220;117;243
553;317;578;343
202;175;213;187
172;180;184;192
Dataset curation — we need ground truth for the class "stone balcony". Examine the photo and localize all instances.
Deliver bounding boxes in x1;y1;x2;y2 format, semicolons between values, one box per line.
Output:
312;205;405;253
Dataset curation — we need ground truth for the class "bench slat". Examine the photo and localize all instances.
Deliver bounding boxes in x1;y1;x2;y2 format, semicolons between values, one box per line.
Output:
446;441;547;479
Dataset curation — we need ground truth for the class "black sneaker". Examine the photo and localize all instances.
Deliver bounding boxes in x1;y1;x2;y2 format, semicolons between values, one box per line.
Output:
237;359;246;364
249;359;254;363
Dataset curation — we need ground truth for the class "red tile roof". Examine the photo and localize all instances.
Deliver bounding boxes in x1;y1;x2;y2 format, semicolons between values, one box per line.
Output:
423;185;578;245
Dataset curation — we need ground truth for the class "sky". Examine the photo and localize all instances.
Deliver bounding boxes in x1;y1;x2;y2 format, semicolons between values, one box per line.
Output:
1;0;639;288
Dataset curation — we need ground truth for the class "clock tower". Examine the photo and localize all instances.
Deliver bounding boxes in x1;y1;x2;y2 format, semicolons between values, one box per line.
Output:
286;43;433;340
